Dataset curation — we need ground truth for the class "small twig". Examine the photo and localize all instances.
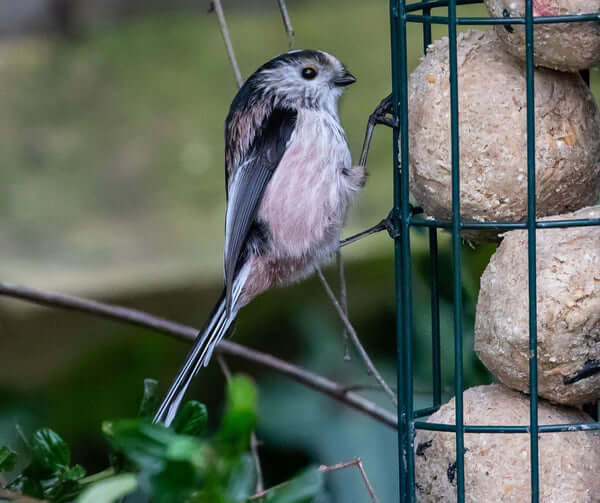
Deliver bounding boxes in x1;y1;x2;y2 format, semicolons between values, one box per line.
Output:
248;481;284;500
319;458;379;503
210;0;243;88
341;384;397;394
315;268;398;406
80;468;115;486
249;458;378;502
336;250;351;361
216;353;232;381
250;433;264;493
276;0;295;49
0;282;397;429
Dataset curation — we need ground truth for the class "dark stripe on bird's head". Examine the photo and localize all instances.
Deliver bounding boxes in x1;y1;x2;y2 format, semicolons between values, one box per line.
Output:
258;50;331;71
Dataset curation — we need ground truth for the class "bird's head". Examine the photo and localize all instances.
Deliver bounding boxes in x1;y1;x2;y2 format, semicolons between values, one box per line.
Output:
246;49;356;114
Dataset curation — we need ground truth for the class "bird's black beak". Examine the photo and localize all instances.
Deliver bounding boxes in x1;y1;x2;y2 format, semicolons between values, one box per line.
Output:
333;69;357;87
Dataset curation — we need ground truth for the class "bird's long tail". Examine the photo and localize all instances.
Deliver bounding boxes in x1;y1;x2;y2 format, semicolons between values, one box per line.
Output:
153;266;249;426
152;290;235;425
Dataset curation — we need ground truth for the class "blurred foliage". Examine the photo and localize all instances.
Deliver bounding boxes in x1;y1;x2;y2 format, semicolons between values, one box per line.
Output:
1;376;324;503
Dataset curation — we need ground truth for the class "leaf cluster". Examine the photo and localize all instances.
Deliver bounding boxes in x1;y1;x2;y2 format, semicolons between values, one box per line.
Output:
0;376;323;503
3;427;86;502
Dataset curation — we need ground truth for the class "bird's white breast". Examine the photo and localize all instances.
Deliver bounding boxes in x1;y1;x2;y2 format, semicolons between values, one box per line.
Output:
258;108;358;265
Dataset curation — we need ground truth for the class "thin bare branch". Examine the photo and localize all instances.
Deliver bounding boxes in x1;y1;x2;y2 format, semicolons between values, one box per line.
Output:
319;458;379;503
315;268;398;406
210;0;243;87
276;0;295;49
250;432;264;493
248;481;283;500
216;353;232;381
0;282;397;430
250;458;379;502
341;383;397;394
336;250;351;360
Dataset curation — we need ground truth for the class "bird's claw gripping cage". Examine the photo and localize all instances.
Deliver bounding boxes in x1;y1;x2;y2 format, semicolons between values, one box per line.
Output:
386;0;600;501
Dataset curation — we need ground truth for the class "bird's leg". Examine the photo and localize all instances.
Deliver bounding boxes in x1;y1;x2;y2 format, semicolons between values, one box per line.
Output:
340;205;424;248
370;93;396;128
358;93;396;168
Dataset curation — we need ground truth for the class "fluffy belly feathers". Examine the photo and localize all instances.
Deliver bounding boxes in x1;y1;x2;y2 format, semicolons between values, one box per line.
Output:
258;110;358;259
240;110;362;302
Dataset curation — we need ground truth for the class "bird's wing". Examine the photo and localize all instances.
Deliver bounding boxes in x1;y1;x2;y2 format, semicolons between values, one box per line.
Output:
223;106;297;312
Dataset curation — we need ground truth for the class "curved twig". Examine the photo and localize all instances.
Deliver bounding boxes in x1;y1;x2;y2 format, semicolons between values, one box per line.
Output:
276;0;295;49
0;282;397;430
210;0;243;87
315;268;398;406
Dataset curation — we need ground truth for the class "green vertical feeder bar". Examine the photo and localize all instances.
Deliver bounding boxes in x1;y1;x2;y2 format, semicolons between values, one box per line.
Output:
389;0;415;501
446;0;466;499
389;0;599;501
524;0;540;498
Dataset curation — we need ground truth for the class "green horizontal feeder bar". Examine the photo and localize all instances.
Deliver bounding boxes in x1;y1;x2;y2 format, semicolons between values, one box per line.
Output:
414;421;600;433
414;405;442;418
408;217;600;231
406;0;484;11
405;12;600;24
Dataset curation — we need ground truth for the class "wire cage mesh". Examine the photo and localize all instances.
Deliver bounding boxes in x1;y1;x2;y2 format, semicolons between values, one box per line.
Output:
388;0;600;501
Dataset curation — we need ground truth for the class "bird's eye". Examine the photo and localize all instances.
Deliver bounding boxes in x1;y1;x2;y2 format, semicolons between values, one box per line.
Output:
301;66;318;80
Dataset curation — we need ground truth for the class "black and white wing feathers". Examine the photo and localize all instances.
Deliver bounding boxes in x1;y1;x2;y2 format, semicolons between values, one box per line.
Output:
223;106;297;312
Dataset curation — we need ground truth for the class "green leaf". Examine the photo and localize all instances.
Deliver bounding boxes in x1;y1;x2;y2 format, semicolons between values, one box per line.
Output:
0;445;17;472
44;477;82;503
149;439;209;503
30;428;70;471
226;453;256;501
219;376;258;458
165;437;205;466
138;378;159;418
103;419;170;473
77;473;137;503
63;464;87;481
171;401;208;436
227;376;258;418
16;424;31;450
256;468;324;503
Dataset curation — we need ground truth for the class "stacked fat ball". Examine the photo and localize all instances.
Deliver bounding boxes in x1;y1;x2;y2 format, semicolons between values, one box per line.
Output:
407;30;600;240
475;206;600;406
408;6;600;500
486;0;600;72
415;385;600;502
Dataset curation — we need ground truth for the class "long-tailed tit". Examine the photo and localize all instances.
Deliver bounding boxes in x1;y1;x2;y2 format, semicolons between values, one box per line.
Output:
154;50;364;426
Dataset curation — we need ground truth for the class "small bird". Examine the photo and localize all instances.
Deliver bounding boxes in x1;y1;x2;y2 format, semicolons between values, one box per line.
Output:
154;49;363;426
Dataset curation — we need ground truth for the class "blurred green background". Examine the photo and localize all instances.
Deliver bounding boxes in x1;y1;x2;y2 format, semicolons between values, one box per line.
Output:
1;0;598;501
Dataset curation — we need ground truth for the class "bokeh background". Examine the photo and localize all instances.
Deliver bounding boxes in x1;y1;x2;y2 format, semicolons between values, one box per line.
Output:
1;0;597;501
